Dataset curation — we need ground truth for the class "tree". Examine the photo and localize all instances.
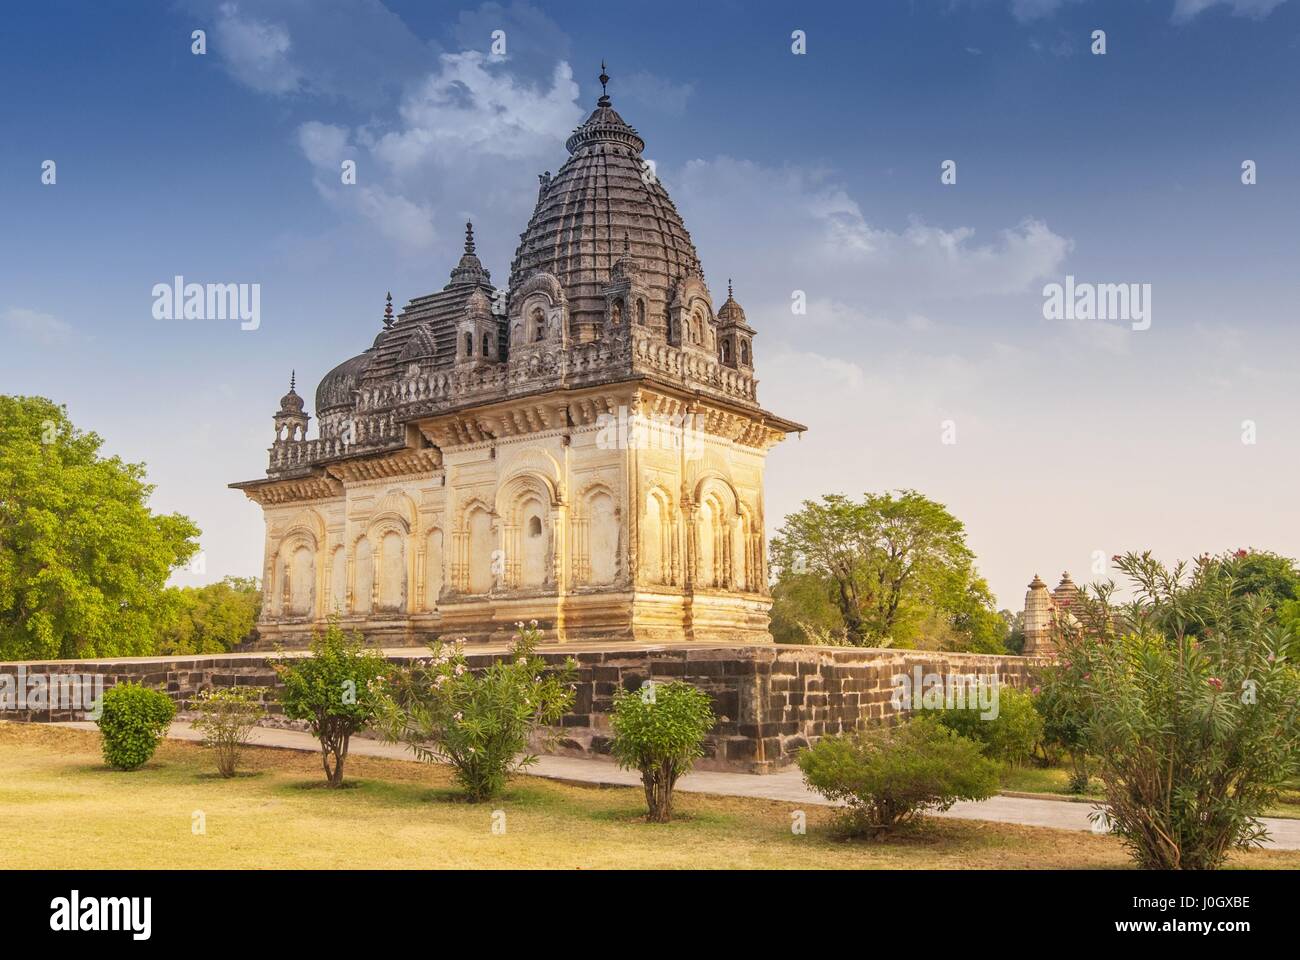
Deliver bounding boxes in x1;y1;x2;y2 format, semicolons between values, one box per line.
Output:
769;490;996;649
160;576;261;654
0;396;200;660
274;619;389;788
610;680;716;822
1051;552;1300;869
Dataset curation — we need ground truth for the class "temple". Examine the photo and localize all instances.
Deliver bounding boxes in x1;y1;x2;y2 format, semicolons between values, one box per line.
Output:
231;67;804;646
1021;572;1082;655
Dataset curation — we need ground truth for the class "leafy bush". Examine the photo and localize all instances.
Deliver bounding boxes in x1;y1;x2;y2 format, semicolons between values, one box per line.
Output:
798;716;999;837
377;621;576;802
935;683;1043;768
192;686;266;777
1054;551;1300;869
274;618;388;787
97;682;176;770
1033;666;1092;791
610;680;716;822
160;576;262;655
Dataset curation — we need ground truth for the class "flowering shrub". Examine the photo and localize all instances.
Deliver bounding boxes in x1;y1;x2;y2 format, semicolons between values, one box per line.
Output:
274;618;389;788
610;680;715;822
192;686;266;777
97;682;176;770
1049;551;1300;869
378;621;576;802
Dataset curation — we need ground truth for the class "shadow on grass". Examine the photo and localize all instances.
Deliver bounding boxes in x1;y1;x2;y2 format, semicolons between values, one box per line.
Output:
194;770;267;782
585;805;733;828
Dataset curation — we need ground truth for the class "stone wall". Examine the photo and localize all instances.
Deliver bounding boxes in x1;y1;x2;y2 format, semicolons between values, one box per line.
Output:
1;644;1046;773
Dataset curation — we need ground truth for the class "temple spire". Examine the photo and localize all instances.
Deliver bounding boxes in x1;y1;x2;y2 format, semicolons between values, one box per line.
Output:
598;60;610;107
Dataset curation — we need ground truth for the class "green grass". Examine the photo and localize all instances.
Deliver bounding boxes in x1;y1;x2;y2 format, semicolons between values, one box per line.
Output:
3;722;1299;869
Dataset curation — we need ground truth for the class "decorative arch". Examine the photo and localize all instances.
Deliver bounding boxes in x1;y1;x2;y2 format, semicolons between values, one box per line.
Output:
572;480;621;587
452;495;497;595
692;475;740;590
496;472;559;590
275;508;324;619
641;484;676;585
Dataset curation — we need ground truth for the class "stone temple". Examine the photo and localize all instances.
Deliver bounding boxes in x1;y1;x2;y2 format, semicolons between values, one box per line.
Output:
231;69;804;647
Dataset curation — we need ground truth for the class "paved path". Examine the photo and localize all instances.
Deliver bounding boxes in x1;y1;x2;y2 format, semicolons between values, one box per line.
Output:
52;720;1300;850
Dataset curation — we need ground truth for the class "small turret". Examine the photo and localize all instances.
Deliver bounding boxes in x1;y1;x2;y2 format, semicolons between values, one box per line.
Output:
273;371;310;442
716;278;755;370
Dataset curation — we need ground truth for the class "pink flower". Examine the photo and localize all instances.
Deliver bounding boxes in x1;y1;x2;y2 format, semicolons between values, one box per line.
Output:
1208;677;1223;690
1032;686;1041;695
1081;673;1091;681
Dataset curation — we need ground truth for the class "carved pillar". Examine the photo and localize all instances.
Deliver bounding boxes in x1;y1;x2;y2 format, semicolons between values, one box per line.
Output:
415;543;426;612
370;545;380;611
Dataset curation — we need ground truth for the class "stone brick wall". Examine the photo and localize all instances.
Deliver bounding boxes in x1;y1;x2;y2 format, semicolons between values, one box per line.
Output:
1;644;1047;773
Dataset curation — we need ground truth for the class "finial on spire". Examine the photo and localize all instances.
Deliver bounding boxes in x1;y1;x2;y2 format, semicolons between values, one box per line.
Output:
289;369;295;391
383;291;394;327
728;278;733;299
464;220;476;255
598;60;610;106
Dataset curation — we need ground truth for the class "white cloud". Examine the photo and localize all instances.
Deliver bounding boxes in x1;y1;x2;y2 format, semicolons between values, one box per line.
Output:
674;157;1070;303
289;51;584;259
297;121;438;250
195;0;435;105
1171;0;1288;21
3;307;74;347
212;2;301;95
373;53;582;171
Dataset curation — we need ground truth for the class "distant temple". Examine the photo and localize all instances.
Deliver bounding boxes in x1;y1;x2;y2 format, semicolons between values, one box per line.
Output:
231;66;804;646
1021;572;1082;656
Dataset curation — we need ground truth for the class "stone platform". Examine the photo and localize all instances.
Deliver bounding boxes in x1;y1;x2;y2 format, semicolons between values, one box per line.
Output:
1;643;1044;773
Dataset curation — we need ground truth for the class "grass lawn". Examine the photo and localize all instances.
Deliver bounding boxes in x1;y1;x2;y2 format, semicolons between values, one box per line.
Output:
3;722;1299;869
999;764;1300;820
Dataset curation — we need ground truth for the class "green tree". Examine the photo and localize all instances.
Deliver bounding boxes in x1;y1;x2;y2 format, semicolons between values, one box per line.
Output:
0;396;200;660
769;490;996;649
274;618;389;788
160;576;262;655
610;680;716;822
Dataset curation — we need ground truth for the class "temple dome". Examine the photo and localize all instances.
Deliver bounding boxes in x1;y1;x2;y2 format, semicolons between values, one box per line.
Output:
508;67;703;332
316;351;371;413
716;280;751;330
279;385;304;414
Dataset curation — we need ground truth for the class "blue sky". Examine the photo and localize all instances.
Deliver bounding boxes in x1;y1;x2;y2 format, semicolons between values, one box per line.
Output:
2;0;1298;608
